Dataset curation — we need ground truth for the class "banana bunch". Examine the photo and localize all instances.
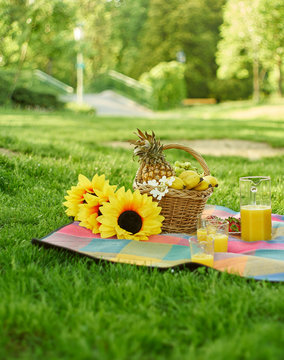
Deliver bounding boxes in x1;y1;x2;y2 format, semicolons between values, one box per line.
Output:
194;175;218;191
169;170;218;191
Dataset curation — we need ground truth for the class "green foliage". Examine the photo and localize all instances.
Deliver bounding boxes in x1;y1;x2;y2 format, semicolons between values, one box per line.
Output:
64;101;96;115
0;74;10;105
0;68;69;96
137;0;226;98
140;61;186;110
210;78;253;102
0;0;77;86
217;0;284;100
11;87;64;110
105;0;150;79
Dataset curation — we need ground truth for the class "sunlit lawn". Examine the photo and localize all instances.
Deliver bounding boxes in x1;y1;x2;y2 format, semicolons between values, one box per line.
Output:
0;100;284;359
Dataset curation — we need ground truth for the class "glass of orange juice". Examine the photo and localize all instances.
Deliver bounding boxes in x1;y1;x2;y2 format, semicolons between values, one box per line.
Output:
196;216;208;242
189;238;214;267
208;219;229;252
240;176;271;241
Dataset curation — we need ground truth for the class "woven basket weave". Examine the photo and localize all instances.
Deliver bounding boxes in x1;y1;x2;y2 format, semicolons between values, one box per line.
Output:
133;143;213;234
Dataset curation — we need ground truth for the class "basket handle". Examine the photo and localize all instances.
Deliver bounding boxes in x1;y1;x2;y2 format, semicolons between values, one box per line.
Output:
163;143;211;176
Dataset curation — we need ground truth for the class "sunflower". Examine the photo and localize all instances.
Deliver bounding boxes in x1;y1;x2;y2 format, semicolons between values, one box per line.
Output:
63;174;115;220
77;182;117;233
63;185;89;220
97;187;164;241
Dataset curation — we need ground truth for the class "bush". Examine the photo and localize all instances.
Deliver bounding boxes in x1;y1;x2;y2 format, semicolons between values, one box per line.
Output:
11;87;64;109
210;78;253;102
0;73;11;105
65;101;96;115
139;61;186;110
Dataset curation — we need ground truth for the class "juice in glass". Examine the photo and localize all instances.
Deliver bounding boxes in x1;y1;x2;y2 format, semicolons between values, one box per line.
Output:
196;228;207;241
213;233;228;252
190;239;214;267
191;253;214;267
196;216;229;252
241;205;271;241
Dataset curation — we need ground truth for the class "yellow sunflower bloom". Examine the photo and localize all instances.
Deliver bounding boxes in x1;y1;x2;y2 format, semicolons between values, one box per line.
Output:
77;174;94;193
63;185;89;220
77;182;117;233
63;173;115;220
97;187;164;241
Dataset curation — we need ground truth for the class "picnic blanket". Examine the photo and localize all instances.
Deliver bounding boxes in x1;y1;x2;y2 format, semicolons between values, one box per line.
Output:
32;205;284;282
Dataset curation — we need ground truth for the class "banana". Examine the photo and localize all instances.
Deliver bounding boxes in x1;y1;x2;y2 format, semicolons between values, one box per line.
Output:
169;176;185;190
193;178;212;191
179;170;201;189
179;170;199;179
204;175;218;188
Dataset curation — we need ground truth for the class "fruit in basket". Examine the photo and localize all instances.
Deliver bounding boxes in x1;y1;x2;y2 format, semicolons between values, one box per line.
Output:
132;129;175;182
169;176;185;190
179;170;202;189
174;160;199;176
204;175;218;188
193;178;211;191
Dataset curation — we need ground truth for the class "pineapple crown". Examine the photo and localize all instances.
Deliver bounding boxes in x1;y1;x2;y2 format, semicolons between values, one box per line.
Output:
132;129;165;161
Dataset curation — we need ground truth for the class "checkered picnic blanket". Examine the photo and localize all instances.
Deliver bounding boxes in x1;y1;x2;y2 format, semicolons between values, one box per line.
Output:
32;205;284;282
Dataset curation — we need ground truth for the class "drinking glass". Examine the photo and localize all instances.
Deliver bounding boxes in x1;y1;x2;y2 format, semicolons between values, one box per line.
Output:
189;238;214;267
240;176;271;241
196;215;208;242
197;215;229;252
209;220;229;252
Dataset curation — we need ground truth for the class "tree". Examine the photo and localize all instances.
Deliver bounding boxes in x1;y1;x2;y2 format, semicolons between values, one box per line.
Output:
136;0;225;97
106;0;150;79
217;0;265;102
258;0;284;96
75;0;117;82
0;0;77;87
217;0;284;100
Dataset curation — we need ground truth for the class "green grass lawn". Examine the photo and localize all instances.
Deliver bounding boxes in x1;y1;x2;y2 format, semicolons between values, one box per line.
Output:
0;101;284;359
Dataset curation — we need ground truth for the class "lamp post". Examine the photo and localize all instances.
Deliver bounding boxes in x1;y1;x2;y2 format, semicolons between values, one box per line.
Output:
74;25;84;104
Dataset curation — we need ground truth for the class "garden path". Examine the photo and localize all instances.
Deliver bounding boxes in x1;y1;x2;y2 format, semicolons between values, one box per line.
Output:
1;140;283;159
106;139;284;160
61;90;153;117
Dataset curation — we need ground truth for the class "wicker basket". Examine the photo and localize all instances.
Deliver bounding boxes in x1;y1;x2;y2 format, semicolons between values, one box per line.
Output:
133;143;213;234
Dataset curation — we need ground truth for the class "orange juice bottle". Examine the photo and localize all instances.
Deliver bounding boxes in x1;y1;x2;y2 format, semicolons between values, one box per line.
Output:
240;176;271;241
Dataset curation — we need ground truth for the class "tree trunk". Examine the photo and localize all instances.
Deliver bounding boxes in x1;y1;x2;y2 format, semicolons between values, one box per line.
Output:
253;57;260;102
277;57;283;97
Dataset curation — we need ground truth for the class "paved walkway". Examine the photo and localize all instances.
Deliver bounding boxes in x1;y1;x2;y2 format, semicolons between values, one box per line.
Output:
105;139;284;160
62;90;154;117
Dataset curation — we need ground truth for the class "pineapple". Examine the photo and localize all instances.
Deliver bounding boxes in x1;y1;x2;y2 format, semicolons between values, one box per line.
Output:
133;129;175;182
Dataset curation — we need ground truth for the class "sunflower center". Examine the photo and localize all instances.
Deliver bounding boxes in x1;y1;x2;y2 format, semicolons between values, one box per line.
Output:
118;210;142;234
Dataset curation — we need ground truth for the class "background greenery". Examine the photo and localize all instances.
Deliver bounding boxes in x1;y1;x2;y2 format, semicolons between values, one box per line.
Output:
0;101;284;359
1;0;283;106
